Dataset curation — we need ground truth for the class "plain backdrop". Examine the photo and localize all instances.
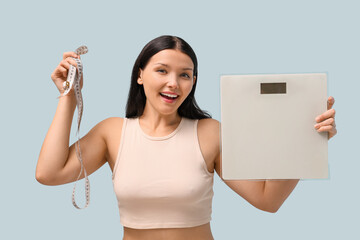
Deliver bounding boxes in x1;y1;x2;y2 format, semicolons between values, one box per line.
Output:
0;0;358;239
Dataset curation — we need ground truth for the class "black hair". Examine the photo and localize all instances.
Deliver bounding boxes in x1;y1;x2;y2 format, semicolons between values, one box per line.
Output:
125;35;211;119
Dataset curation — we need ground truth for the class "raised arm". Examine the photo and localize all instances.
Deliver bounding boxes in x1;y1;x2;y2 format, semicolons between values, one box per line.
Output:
35;51;108;186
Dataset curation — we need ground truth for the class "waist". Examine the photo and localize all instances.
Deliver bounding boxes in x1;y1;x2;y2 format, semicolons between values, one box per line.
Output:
123;222;214;240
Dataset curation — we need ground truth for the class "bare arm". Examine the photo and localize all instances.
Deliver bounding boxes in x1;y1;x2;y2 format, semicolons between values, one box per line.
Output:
208;118;298;213
35;94;77;184
35;51;108;186
215;149;299;213
262;179;299;212
214;96;337;212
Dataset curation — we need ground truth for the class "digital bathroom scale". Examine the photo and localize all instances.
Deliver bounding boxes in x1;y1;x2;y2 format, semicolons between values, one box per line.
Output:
220;73;328;180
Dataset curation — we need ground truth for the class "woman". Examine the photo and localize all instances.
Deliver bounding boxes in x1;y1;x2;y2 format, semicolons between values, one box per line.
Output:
36;35;337;240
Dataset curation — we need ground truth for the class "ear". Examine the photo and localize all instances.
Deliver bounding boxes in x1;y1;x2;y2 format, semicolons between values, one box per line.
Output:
137;69;143;85
193;76;197;85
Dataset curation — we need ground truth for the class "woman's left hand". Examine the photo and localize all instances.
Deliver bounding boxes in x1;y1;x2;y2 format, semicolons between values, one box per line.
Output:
314;96;337;140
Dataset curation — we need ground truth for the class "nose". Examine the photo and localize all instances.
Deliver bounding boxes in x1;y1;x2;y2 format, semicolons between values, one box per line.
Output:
167;73;179;89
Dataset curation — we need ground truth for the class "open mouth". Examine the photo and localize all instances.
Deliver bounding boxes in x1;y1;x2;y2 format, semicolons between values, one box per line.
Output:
160;93;179;103
160;93;178;99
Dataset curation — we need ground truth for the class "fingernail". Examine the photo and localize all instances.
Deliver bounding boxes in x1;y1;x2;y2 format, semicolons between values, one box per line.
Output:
314;124;319;129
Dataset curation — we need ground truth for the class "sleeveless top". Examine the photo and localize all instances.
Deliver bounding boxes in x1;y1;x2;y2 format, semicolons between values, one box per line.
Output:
112;117;215;229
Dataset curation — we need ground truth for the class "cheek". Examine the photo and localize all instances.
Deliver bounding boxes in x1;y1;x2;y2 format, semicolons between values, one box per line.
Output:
180;84;193;101
142;81;161;99
185;82;194;94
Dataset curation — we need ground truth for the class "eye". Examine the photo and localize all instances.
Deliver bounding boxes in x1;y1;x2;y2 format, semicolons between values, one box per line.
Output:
181;73;190;78
157;69;167;74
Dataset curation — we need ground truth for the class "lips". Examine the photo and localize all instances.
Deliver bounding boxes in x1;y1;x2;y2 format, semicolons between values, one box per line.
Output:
160;93;178;99
160;93;178;103
162;91;178;94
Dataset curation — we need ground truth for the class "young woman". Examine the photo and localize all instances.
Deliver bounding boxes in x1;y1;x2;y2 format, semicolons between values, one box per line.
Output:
36;35;337;240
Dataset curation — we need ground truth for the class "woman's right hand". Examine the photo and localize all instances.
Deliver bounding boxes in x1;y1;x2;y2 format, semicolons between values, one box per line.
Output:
51;51;83;95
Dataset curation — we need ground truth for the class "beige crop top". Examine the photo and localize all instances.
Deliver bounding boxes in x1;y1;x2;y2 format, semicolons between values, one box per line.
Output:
112;117;214;229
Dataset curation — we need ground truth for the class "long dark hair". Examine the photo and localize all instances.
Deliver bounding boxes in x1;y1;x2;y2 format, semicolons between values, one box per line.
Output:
125;35;211;119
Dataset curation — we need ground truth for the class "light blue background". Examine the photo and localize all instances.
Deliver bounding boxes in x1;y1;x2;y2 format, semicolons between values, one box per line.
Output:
1;0;358;239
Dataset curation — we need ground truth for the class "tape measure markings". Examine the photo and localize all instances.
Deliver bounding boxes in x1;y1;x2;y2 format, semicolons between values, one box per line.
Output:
58;45;90;210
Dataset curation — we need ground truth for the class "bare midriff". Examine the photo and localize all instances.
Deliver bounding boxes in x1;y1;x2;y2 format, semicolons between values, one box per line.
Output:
122;222;214;240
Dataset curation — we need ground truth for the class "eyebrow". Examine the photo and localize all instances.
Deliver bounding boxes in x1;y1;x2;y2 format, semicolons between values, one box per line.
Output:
154;63;193;71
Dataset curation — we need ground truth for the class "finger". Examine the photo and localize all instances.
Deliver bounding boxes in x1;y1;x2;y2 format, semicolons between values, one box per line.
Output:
58;66;67;78
316;124;334;133
62;51;79;60
315;109;336;123
59;60;70;69
60;58;78;69
314;117;334;130
51;65;67;79
327;96;335;110
66;57;78;67
328;128;338;139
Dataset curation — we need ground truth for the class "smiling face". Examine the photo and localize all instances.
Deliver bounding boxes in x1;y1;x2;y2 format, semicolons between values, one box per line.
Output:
137;49;196;117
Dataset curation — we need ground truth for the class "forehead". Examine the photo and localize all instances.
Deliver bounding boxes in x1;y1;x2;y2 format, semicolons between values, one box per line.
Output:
148;49;194;68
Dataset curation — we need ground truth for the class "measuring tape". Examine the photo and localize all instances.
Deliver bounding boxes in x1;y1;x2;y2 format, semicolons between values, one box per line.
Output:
57;45;90;209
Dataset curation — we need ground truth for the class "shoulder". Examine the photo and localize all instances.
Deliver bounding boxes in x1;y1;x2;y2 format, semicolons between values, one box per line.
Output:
97;117;125;168
198;118;220;138
90;117;125;148
100;116;124;127
96;117;124;134
198;117;220;126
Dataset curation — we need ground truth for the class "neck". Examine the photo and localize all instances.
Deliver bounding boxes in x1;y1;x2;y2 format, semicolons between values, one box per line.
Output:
140;107;181;132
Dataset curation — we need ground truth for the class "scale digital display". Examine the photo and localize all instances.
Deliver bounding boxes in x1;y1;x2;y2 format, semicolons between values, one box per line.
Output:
260;82;286;94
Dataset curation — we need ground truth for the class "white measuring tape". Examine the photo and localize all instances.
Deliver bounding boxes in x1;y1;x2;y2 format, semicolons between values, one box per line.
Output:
57;45;90;209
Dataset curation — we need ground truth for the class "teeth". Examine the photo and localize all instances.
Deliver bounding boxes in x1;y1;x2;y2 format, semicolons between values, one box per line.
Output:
161;93;178;98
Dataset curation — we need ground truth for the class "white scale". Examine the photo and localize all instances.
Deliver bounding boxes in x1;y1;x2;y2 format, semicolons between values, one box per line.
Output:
220;73;328;180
